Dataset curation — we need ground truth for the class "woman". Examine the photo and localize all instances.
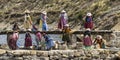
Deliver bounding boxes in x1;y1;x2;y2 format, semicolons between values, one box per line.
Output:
83;35;92;50
83;29;92;50
24;31;32;48
58;10;68;30
24;10;33;30
84;12;93;29
40;11;48;31
42;33;54;50
35;31;42;48
8;31;19;50
93;35;106;49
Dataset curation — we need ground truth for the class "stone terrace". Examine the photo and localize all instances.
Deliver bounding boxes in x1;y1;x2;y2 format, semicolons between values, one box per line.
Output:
0;49;120;60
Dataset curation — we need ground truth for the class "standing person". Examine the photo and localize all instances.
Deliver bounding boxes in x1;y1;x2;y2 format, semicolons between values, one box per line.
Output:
42;33;55;50
24;10;33;30
24;30;32;48
62;24;74;49
35;31;42;49
84;12;93;30
40;11;48;31
58;10;68;30
83;29;92;50
93;35;106;49
8;31;19;50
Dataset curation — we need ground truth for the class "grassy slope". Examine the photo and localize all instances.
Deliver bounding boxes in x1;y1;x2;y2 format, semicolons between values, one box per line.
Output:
0;0;119;30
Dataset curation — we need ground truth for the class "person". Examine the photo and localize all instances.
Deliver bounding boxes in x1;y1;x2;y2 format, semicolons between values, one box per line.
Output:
24;30;32;48
35;31;42;49
84;12;93;30
12;22;20;31
42;33;55;50
58;10;68;30
93;35;106;49
40;11;48;31
24;10;33;30
62;24;74;49
8;31;19;50
83;28;92;50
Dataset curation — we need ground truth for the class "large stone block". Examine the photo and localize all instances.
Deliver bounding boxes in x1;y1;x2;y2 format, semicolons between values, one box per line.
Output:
13;57;23;60
38;57;49;60
0;49;6;55
11;50;31;56
74;50;81;57
30;50;36;55
36;51;48;57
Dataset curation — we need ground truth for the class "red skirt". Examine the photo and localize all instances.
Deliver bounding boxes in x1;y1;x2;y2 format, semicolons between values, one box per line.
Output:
84;22;93;29
25;37;32;47
83;37;92;46
58;20;63;29
8;35;18;50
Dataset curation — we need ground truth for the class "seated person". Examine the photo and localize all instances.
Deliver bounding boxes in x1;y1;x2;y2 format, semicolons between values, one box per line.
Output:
93;35;106;49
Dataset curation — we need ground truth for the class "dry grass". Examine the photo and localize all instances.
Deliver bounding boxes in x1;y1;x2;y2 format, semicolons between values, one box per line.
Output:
0;0;119;30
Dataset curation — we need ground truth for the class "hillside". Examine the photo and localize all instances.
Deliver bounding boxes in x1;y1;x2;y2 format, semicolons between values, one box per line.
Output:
0;0;120;31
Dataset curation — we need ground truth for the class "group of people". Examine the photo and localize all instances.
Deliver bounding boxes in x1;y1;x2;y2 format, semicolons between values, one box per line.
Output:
83;28;106;50
7;9;106;50
24;30;55;50
23;10;68;31
24;9;94;31
9;19;55;50
8;28;55;50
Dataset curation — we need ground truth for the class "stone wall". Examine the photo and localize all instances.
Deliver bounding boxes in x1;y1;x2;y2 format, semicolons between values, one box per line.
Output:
0;49;120;60
0;31;120;60
107;31;120;48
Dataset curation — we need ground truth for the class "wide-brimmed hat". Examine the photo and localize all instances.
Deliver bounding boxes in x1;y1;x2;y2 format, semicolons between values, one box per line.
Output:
64;24;69;27
27;29;31;31
96;35;102;39
87;13;92;16
24;10;30;14
61;10;66;13
86;28;91;31
42;11;47;15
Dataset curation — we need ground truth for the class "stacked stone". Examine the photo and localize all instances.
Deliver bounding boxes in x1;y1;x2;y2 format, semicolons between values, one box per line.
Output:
107;31;120;48
0;49;120;60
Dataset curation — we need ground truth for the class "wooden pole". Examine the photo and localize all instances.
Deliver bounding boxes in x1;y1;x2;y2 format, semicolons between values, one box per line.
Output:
0;30;113;35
